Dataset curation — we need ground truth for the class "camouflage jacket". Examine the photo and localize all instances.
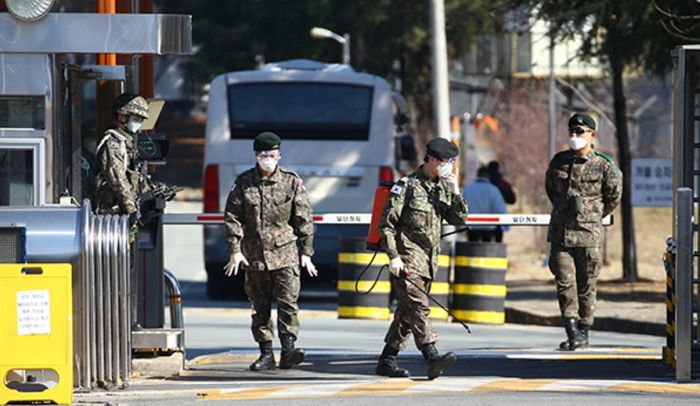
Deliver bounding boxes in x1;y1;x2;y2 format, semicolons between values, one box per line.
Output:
545;149;622;247
95;128;143;214
379;166;469;279
224;165;314;271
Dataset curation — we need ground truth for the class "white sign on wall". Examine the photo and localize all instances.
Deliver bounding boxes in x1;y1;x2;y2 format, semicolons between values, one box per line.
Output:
631;158;672;207
16;289;51;335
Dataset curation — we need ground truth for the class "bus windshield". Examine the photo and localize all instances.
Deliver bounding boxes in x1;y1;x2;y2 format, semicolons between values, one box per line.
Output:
227;82;373;141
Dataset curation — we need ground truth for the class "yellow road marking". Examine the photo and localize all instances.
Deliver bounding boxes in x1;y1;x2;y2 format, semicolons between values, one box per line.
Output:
608;381;700;394
334;380;421;397
198;385;299;400
196;377;700;401
560;355;660;360
470;379;558;393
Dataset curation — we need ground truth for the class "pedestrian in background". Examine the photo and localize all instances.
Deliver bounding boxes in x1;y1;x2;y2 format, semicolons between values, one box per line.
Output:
376;138;469;379
545;113;622;350
487;160;516;242
223;131;318;371
462;166;507;242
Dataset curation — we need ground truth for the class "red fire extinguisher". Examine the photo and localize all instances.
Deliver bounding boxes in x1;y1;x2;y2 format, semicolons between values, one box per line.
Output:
366;182;394;251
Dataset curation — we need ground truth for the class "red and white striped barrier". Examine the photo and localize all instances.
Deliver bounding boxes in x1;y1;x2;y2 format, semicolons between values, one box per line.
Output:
162;213;612;226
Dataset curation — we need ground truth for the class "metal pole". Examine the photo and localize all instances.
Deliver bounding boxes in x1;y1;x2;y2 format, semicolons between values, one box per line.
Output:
342;33;351;66
675;187;692;382
548;29;556;158
430;0;451;140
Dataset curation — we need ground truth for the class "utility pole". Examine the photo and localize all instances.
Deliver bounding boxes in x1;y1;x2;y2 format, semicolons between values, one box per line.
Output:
430;0;451;140
549;28;556;158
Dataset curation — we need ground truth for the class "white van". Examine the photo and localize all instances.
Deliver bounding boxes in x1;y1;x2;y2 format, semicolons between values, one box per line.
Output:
202;59;414;299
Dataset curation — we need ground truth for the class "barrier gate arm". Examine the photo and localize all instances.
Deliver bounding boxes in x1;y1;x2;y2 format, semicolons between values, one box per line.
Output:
162;213;613;226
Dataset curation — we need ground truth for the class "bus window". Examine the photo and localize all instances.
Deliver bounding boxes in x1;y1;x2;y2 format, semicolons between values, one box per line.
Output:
227;82;373;140
0;148;34;205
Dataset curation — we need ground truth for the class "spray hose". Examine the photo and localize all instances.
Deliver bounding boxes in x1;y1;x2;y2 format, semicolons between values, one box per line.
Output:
354;249;472;333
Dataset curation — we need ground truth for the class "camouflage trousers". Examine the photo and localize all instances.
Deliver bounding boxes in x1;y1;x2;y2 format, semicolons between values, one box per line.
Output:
244;266;301;343
384;273;438;351
548;244;602;327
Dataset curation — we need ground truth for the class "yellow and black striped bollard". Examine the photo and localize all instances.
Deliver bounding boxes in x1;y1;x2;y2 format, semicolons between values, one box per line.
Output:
337;237;391;320
451;241;507;324
429;240;452;320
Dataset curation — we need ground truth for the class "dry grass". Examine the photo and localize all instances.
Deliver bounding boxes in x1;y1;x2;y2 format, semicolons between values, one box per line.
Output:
503;206;672;284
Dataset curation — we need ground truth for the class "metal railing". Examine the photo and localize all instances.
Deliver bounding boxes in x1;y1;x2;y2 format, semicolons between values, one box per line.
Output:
78;200;131;389
164;268;184;329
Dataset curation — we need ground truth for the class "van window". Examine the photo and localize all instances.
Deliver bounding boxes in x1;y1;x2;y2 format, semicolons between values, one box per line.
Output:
0;149;34;205
227;82;372;140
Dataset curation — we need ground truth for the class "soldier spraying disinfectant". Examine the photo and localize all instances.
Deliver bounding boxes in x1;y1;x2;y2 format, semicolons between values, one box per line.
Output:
376;138;469;380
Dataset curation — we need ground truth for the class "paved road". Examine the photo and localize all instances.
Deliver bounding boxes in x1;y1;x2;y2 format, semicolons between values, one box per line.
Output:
75;297;698;404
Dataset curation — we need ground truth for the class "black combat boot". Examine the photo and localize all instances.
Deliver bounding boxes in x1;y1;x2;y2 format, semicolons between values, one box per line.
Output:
578;321;590;347
375;344;410;378
250;341;276;371
559;318;587;350
279;334;305;369
420;343;456;380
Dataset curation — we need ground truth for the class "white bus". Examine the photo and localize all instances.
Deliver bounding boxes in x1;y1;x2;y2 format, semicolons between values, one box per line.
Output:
202;59;414;299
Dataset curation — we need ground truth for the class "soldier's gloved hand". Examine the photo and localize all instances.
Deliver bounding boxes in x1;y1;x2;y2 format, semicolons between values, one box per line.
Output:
223;252;249;277
389;256;406;277
442;173;460;194
300;255;318;277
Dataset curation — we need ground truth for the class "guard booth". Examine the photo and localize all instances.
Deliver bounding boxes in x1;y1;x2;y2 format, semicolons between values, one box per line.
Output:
0;2;191;391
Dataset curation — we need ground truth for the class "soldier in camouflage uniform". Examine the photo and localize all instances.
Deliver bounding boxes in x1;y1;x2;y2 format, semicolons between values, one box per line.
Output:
376;138;469;380
223;132;317;371
95;93;151;224
545;113;622;350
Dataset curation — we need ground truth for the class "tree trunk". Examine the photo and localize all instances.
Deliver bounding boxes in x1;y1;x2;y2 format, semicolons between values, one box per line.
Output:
611;57;638;281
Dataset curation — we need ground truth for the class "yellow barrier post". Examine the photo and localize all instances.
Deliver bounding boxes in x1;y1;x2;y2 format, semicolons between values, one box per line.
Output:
0;264;73;405
451;242;507;324
337;238;391;320
429;240;452;320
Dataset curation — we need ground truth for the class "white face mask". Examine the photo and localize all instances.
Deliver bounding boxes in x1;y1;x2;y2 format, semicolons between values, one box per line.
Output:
125;119;143;134
437;162;453;178
257;157;278;172
569;136;588;151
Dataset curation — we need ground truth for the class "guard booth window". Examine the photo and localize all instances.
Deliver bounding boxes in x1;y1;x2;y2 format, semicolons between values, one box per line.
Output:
0;149;33;205
0;96;45;129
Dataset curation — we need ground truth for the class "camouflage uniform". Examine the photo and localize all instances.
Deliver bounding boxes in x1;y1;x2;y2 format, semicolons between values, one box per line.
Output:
224;165;314;342
379;166;468;350
545;149;622;326
95;127;143;214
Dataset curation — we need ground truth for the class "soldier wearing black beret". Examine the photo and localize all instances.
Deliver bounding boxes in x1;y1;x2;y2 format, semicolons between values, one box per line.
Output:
545;113;622;351
223;131;317;371
374;138;468;380
253;131;282;151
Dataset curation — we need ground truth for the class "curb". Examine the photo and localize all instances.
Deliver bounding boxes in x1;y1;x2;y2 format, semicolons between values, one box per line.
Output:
505;307;665;337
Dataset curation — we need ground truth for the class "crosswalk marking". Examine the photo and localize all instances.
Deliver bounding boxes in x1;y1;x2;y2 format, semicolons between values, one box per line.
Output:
334;380;420;397
196;377;700;400
538;380;626;390
266;382;371;397
403;377;506;393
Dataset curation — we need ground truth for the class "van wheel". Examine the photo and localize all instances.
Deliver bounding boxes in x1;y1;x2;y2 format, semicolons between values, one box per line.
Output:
206;275;228;300
205;263;247;300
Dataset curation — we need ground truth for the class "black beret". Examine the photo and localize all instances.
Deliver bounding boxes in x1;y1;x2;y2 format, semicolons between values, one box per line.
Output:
426;138;459;161
568;113;596;130
253;131;281;151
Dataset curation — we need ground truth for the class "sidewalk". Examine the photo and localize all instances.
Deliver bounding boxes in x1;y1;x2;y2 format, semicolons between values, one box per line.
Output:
505;279;667;336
